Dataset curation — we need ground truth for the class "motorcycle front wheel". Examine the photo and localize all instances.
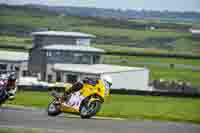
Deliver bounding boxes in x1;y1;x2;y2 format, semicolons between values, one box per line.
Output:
0;89;8;105
80;100;101;119
47;100;61;116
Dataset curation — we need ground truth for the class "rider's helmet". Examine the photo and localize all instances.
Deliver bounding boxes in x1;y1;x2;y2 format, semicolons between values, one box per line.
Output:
101;75;112;89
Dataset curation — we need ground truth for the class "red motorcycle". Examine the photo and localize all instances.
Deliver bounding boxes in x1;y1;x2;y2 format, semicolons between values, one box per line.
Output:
0;73;17;105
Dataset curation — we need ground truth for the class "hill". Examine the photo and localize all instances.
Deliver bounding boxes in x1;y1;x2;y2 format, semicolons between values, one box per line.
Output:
28;4;200;23
0;4;200;55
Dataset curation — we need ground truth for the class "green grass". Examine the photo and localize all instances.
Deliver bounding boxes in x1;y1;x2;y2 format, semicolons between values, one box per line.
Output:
103;55;200;66
6;91;200;124
0;6;96;31
75;26;189;41
149;66;200;87
174;38;200;53
129;19;200;30
103;55;200;87
0;6;189;40
6;91;53;108
0;36;32;51
99;95;200;123
94;44;200;56
0;128;38;133
0;36;32;44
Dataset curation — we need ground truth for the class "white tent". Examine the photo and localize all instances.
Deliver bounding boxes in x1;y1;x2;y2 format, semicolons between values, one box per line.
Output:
53;64;150;91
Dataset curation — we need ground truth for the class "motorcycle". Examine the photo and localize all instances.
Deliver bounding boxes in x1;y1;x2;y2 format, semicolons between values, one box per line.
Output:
0;73;17;105
47;78;110;119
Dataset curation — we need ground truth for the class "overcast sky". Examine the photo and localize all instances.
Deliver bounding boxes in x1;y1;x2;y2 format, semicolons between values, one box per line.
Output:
1;0;200;12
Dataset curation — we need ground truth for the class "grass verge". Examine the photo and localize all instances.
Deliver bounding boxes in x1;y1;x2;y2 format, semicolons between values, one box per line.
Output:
5;91;200;124
0;128;39;133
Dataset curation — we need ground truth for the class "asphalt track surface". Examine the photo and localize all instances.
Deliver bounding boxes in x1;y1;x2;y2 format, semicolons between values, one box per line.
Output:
0;106;200;133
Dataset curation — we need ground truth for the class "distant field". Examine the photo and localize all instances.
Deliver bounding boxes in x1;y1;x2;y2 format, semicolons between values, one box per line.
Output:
103;55;200;66
129;19;200;29
77;26;200;53
6;91;200;124
1;5;200;54
0;128;38;133
0;36;32;51
0;36;32;44
94;44;200;56
76;26;189;40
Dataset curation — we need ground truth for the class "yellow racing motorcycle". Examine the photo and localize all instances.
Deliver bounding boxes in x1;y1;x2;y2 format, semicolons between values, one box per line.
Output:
47;77;111;119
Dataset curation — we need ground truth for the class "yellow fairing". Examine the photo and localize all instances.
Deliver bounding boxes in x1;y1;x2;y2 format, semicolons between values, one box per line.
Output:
80;79;107;100
60;79;109;113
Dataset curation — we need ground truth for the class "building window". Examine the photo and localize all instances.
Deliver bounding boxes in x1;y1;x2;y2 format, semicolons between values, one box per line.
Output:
93;55;100;64
73;53;83;63
22;71;29;77
81;55;90;64
67;74;77;84
0;64;7;70
64;52;73;62
76;39;90;46
48;74;53;83
46;51;52;57
55;51;61;56
56;72;62;82
74;53;83;57
10;65;13;71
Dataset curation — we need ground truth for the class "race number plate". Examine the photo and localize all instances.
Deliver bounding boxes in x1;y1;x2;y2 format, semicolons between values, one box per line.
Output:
65;92;85;109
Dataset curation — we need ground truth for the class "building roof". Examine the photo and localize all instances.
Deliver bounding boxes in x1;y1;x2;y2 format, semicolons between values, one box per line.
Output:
32;31;96;38
189;29;200;34
53;64;147;74
0;51;28;62
42;45;105;53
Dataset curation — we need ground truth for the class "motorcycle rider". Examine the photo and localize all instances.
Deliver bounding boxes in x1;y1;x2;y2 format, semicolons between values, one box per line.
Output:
6;72;17;99
0;72;17;101
63;75;112;101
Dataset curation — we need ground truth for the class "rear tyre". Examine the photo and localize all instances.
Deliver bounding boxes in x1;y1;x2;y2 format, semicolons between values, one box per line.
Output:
80;100;101;119
47;100;61;116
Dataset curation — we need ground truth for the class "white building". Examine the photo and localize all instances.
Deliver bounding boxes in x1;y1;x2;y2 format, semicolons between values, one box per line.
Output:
0;50;29;77
52;64;150;91
189;28;200;38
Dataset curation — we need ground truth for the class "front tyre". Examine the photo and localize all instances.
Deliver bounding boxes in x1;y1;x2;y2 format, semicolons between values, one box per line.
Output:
0;89;8;105
47;100;61;116
80;100;101;119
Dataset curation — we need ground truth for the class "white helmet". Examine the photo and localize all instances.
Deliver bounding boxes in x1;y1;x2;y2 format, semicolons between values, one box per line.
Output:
102;75;112;89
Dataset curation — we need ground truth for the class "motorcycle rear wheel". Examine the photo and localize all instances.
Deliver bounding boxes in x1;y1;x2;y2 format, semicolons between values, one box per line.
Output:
47;100;61;116
80;100;101;119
